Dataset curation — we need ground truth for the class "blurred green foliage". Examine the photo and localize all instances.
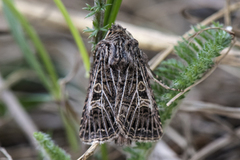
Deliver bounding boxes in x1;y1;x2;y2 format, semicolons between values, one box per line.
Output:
34;132;71;160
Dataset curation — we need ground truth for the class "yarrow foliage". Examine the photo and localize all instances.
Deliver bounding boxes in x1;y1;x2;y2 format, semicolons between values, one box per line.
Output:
33;132;71;160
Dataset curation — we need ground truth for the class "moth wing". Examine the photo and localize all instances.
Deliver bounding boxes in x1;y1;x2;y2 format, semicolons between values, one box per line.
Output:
79;45;119;144
117;63;163;142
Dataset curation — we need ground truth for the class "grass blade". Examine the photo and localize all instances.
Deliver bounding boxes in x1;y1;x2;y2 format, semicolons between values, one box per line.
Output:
53;0;90;75
105;0;122;28
2;0;60;99
2;1;54;95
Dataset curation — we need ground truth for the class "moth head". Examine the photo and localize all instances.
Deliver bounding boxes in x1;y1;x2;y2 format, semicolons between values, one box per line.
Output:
105;24;133;39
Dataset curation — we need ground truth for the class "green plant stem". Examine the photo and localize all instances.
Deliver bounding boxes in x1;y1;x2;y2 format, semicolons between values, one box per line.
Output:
103;0;114;27
94;0;106;45
3;0;60;99
60;108;79;151
105;0;122;29
100;143;108;160
53;0;90;75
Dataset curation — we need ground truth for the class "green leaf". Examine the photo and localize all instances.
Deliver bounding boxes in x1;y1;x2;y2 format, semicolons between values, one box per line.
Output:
82;3;93;11
83;27;95;33
104;0;122;31
100;143;108;160
85;11;97;18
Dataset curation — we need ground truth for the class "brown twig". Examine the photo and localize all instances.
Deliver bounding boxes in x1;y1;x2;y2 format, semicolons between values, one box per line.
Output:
180;100;240;119
77;142;99;160
224;0;231;26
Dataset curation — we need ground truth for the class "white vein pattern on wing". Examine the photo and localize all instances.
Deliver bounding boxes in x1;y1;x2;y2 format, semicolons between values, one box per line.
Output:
100;54;109;138
98;53;105;140
146;107;150;138
122;66;137;125
103;91;114;115
137;64;144;141
136;64;143;140
100;54;116;134
101;92;109;138
127;65;141;135
110;68;117;96
140;64;153;110
132;67;140;138
134;99;141;138
103;47;112;94
84;52;102;141
126;91;139;134
124;89;137;125
154;116;160;138
102;50;114;113
139;65;151;138
87;53;102;112
128;70;134;95
142;66;158;139
145;65;160;139
93;109;97;139
100;96;116;133
117;66;129;119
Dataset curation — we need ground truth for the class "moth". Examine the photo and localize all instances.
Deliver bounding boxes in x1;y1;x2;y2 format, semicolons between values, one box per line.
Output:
79;24;175;145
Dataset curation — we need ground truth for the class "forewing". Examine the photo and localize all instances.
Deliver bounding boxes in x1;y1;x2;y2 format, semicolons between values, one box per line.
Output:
79;45;119;144
116;62;163;142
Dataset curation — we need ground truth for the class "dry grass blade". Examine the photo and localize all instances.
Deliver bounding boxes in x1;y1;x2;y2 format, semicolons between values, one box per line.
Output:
224;0;231;26
77;143;99;160
0;0;179;52
189;127;240;160
0;74;38;148
165;126;187;149
59;53;81;107
180;101;240;119
203;114;236;136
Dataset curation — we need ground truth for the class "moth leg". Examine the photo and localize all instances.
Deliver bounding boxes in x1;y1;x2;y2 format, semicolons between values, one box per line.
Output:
146;66;183;91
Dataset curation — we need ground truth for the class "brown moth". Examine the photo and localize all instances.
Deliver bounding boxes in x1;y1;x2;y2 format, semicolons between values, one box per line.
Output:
79;24;167;145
